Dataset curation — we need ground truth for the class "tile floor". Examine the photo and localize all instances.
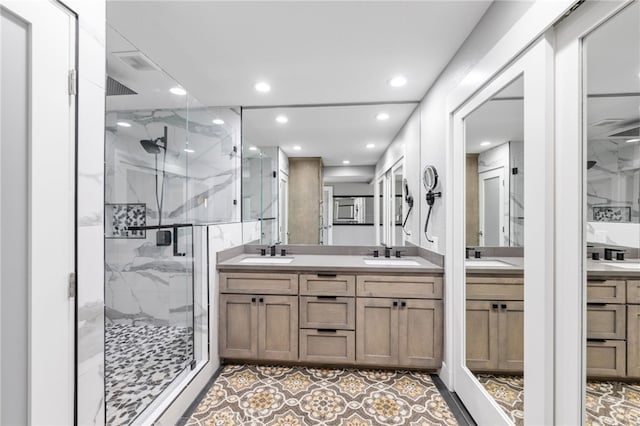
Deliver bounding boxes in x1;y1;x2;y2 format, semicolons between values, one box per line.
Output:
185;364;461;425
477;374;640;426
105;323;193;426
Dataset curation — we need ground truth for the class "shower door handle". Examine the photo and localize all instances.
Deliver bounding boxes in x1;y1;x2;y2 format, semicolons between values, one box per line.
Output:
173;226;186;257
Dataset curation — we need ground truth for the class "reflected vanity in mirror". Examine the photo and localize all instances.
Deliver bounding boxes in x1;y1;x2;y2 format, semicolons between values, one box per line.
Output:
241;103;417;247
464;75;526;423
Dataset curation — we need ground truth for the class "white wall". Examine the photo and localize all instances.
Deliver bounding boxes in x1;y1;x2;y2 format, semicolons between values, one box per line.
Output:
376;1;534;254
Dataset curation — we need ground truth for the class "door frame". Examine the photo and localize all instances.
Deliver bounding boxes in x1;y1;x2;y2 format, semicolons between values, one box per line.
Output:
390;159;405;246
478;167;505;246
322;185;333;245
279;173;288;244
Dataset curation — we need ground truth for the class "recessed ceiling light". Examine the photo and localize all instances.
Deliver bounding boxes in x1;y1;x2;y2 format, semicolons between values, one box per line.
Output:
212;118;224;125
480;141;491;147
170;87;187;96
343;160;350;165
254;81;271;93
626;138;640;143
293;145;302;151
249;146;258;151
376;112;390;121
389;75;407;87
366;143;375;149
276;115;288;124
116;121;131;128
183;148;195;153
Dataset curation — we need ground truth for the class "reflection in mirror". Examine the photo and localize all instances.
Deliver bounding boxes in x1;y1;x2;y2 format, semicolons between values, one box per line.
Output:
465;75;525;424
241;103;417;246
584;2;640;423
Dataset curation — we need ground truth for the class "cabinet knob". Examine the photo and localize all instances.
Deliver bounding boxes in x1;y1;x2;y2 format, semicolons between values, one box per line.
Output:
491;303;498;310
501;304;507;310
393;300;398;307
259;297;264;303
401;301;407;308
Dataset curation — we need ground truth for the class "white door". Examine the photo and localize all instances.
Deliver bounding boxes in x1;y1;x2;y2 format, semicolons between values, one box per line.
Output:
0;1;76;424
478;168;505;246
448;36;555;425
279;174;288;244
322;186;333;245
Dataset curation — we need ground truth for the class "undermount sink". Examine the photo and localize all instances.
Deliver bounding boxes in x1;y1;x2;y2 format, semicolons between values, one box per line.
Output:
465;259;513;268
240;257;294;264
602;262;640;270
363;258;420;266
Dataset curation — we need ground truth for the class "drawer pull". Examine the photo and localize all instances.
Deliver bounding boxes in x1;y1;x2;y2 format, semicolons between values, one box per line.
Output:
587;303;608;307
317;273;338;278
317;296;338;300
588;279;608;283
587;338;607;343
317;328;338;333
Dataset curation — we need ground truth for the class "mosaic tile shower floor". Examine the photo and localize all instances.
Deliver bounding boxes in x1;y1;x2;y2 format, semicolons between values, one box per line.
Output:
477;374;640;426
105;324;193;426
186;364;459;426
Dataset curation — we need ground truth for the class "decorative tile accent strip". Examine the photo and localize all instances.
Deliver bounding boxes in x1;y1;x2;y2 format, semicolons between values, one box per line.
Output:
187;364;458;425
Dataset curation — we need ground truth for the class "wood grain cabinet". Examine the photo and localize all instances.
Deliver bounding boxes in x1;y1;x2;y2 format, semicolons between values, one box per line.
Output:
356;297;442;368
466;300;522;372
627;301;640;377
220;294;298;361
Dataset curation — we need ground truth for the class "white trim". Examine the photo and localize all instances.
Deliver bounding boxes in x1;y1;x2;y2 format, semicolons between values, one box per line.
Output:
554;1;632;424
448;36;555;425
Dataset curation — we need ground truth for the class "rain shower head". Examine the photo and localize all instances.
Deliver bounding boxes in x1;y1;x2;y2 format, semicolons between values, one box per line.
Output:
139;126;168;154
140;139;164;154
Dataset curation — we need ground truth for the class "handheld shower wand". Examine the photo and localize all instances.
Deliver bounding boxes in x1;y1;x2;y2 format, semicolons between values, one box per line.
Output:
422;165;441;243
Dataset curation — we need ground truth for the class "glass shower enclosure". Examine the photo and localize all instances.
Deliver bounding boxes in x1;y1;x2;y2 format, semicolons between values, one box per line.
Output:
104;64;240;423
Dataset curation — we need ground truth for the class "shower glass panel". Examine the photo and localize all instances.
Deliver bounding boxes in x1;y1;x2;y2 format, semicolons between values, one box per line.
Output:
241;145;278;244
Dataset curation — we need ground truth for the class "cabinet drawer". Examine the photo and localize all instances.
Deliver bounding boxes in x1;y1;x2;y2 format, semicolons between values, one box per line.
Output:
587;304;626;340
300;296;355;330
356;275;442;299
627;280;640;304
300;274;355;296
466;277;523;301
220;272;298;295
587;280;626;304
299;329;355;363
586;340;626;378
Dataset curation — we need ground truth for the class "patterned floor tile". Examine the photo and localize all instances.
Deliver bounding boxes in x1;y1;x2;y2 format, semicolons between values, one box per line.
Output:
187;365;459;425
476;374;640;426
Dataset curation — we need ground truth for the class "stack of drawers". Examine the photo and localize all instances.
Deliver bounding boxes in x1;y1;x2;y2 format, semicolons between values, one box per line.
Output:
299;273;356;363
586;279;626;377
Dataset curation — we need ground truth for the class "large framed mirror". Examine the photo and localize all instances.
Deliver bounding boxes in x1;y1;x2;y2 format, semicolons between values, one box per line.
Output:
241;103;417;246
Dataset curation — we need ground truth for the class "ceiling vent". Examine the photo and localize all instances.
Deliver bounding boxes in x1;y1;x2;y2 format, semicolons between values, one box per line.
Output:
106;76;137;96
113;50;159;72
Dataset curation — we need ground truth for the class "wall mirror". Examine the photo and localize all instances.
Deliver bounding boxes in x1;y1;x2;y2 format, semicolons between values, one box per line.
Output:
464;75;525;423
583;2;640;422
241;103;418;246
465;77;524;249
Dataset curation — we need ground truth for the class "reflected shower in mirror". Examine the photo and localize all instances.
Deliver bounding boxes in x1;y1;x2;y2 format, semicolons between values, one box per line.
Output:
241;103;418;246
465;75;525;424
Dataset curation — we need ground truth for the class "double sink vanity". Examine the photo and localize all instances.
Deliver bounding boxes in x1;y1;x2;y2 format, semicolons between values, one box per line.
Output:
217;246;444;369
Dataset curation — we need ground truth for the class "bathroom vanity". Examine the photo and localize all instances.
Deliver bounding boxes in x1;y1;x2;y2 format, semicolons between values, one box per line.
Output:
217;248;444;370
466;257;640;379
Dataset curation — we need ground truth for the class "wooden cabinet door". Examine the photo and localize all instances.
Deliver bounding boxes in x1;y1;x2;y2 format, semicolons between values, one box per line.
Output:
398;299;443;368
498;301;524;372
258;295;298;361
466;301;499;371
356;298;398;365
220;294;258;359
627;305;640;377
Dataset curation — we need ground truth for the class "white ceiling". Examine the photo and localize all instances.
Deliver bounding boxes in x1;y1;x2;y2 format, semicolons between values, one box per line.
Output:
106;1;492;107
242;103;417;166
